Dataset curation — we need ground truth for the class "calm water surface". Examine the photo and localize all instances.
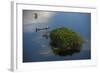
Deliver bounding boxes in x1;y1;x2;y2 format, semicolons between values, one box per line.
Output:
23;12;91;62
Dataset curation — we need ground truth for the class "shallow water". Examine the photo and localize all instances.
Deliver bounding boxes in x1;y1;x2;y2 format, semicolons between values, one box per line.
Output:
23;12;91;62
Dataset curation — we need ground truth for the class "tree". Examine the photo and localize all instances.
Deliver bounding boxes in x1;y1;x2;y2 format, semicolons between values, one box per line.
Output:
50;27;84;56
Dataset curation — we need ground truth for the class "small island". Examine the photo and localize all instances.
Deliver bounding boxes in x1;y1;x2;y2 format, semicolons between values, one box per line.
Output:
50;27;84;56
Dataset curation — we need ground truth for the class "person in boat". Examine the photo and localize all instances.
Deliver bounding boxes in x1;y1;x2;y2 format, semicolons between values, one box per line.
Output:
34;13;38;19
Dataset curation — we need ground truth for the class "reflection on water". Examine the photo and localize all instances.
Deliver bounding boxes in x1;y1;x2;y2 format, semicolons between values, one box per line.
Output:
23;12;91;62
23;26;90;62
51;46;82;56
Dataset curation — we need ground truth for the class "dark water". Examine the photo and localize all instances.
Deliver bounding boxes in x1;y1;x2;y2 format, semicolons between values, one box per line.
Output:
23;12;91;62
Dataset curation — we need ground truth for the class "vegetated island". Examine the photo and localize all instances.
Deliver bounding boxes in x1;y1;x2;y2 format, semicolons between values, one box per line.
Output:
50;27;84;56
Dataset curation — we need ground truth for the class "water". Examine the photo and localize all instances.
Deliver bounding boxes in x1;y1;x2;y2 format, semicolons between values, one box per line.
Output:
23;12;91;62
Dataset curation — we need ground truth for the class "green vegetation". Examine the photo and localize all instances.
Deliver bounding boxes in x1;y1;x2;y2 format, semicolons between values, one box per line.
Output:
50;27;84;56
